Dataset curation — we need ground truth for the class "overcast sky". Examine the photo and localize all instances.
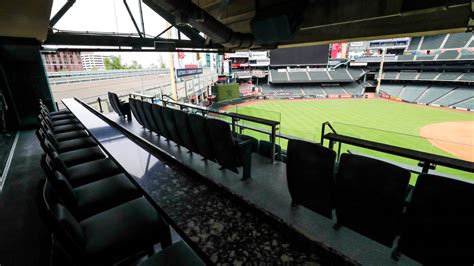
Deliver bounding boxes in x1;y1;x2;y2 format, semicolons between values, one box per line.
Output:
50;0;181;67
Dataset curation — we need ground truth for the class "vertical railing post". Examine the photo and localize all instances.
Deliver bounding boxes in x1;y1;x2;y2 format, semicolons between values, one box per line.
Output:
231;117;236;133
270;125;276;163
55;101;60;111
97;97;103;113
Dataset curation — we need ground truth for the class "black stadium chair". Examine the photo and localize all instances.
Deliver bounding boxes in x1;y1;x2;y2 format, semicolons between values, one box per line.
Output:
142;101;161;135
161;107;184;146
258;140;281;160
48;171;141;221
334;154;410;247
108;92;131;120
40;137;105;167
136;100;153;131
239;134;259;153
41;118;85;134
37;128;97;153
42;181;171;265
173;109;198;153
151;104;171;140
47;152;123;188
129;98;146;128
286;139;336;218
187;113;215;161
395;174;474;264
206;118;253;179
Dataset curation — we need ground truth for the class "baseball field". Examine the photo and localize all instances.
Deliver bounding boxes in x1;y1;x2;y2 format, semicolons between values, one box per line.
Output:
224;98;474;184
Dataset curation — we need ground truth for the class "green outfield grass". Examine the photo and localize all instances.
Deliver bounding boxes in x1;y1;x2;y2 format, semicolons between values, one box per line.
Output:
226;99;474;184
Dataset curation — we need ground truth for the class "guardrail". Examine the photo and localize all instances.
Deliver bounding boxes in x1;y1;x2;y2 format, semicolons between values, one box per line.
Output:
160;97;281;163
320;122;474;176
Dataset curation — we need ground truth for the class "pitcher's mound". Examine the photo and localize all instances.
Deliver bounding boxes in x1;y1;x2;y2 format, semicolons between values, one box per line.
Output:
419;121;474;162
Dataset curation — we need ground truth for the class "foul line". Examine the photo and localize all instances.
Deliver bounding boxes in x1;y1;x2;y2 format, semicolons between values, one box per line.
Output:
0;131;20;192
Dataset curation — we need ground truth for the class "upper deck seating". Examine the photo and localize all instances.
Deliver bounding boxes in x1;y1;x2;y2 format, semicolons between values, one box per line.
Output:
334;154;410;247
270;70;288;83
420;34;445;50
396;174;474;264
382;72;398;79
417;72;439;80
458;72;474;82
308;71;331;81
108;92;131;120
442;32;472;49
398;72;418;80
288;71;309;82
328;69;352;81
436;72;462;81
406;37;421;50
286;139;336;218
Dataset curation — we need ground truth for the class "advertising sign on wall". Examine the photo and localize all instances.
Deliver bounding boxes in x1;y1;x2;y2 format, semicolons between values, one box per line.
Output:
176;68;203;78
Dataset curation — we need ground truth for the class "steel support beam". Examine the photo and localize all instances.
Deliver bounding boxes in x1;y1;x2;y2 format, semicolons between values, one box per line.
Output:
143;0;206;45
123;0;144;38
44;32;222;51
49;0;76;28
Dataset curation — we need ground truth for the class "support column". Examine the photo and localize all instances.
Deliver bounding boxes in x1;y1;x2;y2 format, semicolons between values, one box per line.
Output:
166;22;178;101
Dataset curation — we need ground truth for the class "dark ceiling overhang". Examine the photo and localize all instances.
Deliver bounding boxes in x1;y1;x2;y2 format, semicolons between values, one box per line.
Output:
43;31;223;53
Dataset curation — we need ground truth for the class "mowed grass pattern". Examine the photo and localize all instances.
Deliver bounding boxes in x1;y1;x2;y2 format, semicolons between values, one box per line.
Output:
226;99;474;183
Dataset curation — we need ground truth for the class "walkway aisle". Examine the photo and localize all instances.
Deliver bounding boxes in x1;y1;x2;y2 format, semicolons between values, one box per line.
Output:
0;130;50;266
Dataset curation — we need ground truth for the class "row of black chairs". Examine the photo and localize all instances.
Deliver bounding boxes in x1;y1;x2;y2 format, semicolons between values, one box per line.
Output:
37;100;204;265
128;98;254;179
287;139;474;264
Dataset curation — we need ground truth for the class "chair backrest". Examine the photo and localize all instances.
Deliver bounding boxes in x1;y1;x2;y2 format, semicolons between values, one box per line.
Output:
206;118;241;171
129;98;145;127
187;114;214;160
286;139;336;218
52;171;78;207
151;104;171;140
142;101;161;135
258;140;281;159
42;181;85;254
334;154;410;247
397;174;474;264
172;109;198;153
239;134;259;153
135;100;153;130
161;106;184;146
108;92;121;115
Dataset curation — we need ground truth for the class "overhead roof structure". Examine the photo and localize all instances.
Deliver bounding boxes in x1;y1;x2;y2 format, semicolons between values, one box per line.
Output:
0;0;473;52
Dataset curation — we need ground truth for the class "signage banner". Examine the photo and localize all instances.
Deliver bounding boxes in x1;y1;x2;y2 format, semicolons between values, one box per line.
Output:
176;68;203;78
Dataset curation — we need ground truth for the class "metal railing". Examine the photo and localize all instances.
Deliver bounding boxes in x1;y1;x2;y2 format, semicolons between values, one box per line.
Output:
320;121;474;177
160;97;281;163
